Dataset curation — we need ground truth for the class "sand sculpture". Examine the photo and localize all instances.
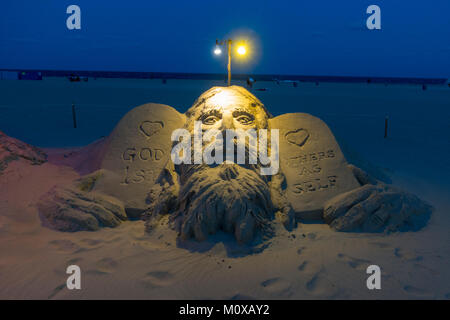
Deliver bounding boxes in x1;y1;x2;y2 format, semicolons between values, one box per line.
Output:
35;86;432;244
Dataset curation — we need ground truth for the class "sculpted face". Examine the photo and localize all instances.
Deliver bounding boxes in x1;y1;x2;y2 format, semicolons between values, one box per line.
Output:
170;86;275;244
178;86;277;174
185;86;271;132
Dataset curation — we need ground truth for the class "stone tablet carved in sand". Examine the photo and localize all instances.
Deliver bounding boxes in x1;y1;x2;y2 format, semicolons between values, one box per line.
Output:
93;103;186;213
269;113;360;219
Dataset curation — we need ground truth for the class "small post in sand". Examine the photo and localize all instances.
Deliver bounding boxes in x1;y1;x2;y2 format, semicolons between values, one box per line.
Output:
72;103;77;129
384;115;388;138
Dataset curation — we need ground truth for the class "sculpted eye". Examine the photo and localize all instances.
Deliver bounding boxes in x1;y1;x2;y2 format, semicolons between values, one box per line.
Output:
236;115;254;125
203;115;220;125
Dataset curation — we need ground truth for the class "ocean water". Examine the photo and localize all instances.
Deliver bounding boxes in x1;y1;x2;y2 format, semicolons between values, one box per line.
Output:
0;77;449;188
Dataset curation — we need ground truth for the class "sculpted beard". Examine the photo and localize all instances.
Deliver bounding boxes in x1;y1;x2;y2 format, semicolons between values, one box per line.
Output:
170;135;275;244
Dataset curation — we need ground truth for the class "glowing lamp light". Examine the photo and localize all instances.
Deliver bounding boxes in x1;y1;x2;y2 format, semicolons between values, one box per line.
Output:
237;45;246;55
214;47;222;55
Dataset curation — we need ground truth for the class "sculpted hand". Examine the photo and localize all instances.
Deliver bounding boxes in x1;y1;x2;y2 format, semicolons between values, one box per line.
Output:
38;171;128;231
323;165;432;232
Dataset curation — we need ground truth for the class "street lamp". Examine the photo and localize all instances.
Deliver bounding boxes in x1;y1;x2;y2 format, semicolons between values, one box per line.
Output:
237;45;246;55
214;39;247;86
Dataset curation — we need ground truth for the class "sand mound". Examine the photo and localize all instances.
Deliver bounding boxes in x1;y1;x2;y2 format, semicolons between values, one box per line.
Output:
0;130;47;173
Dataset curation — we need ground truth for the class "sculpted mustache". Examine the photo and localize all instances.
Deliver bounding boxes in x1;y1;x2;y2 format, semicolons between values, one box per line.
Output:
179;139;261;174
188;137;266;163
173;134;274;182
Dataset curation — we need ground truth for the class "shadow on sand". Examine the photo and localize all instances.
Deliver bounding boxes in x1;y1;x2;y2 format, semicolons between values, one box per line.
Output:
175;231;271;258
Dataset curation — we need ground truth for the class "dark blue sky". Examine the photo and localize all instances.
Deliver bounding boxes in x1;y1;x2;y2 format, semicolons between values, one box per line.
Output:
1;0;449;77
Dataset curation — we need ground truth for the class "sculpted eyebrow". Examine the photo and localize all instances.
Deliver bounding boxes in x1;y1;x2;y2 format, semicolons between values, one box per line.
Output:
233;109;255;118
199;109;222;120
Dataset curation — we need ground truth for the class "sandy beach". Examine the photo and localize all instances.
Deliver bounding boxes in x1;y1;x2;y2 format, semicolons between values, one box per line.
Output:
0;78;449;299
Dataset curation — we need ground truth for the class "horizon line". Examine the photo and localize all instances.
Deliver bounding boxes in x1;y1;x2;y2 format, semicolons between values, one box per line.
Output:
0;68;447;84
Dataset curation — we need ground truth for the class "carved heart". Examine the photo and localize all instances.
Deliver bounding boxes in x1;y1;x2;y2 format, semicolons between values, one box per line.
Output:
139;121;164;138
285;129;309;147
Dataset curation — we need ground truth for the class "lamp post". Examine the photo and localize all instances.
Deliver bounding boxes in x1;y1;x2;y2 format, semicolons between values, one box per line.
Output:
215;39;246;86
227;39;231;86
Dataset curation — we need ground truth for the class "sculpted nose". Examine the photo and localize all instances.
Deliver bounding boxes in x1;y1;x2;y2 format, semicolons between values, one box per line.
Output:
221;112;235;130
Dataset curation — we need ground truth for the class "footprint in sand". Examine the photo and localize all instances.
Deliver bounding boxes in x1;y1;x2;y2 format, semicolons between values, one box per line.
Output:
403;285;432;298
90;257;119;274
305;270;337;297
306;233;317;240
297;261;308;271
394;248;423;262
369;241;390;249
260;277;291;295
48;283;66;299
67;257;83;264
337;253;371;271
413;263;438;276
49;239;80;253
141;270;174;289
79;238;103;247
104;236;123;244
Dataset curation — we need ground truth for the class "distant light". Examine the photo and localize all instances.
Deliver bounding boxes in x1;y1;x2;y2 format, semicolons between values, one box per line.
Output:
214;47;222;55
237;45;246;55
